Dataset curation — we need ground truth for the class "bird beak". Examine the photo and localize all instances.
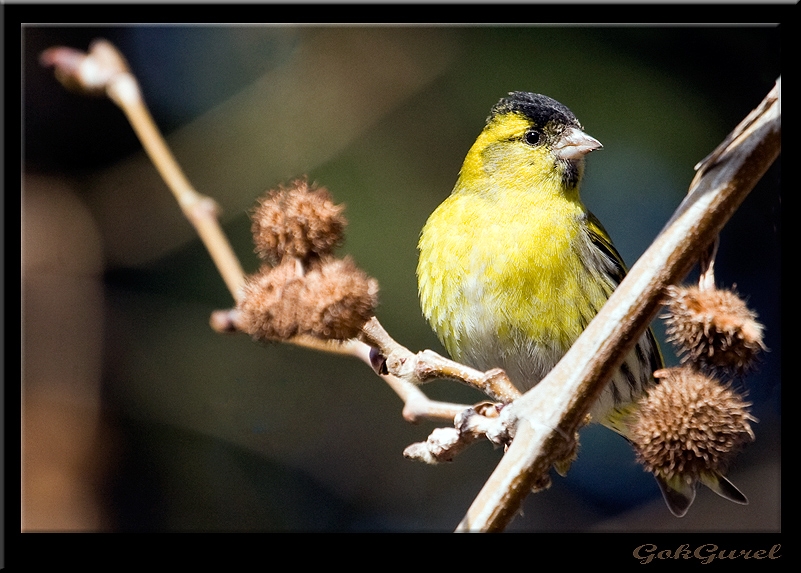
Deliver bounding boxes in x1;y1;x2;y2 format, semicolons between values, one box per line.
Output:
553;127;603;160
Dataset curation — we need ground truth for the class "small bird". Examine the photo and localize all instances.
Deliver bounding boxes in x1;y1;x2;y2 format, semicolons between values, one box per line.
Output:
416;91;740;516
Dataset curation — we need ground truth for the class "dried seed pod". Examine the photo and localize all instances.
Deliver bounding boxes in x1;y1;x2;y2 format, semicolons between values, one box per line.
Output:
625;366;755;515
236;259;305;342
663;285;766;376
251;179;346;264
298;257;379;340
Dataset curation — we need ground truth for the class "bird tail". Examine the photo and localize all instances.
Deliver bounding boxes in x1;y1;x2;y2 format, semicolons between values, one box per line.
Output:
655;472;747;517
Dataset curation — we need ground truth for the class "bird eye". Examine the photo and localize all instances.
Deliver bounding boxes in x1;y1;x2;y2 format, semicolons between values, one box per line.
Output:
524;129;541;146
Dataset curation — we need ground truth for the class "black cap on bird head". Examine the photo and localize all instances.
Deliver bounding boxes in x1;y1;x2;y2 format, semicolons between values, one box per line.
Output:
489;92;583;130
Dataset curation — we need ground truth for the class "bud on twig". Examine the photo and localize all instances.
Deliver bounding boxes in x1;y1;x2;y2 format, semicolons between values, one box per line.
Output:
40;39;130;96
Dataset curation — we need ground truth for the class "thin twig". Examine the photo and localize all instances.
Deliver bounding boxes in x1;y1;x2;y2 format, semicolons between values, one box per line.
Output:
289;328;483;423
404;402;508;463
206;309;472;422
41;40;247;300
360;317;521;403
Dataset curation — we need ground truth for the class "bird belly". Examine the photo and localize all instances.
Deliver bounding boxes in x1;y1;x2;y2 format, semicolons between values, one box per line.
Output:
423;209;602;390
453;245;589;390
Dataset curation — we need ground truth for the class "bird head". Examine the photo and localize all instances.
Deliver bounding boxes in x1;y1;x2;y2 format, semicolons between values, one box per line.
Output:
459;92;602;193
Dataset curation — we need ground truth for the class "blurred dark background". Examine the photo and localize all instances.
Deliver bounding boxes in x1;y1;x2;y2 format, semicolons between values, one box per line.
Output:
22;25;780;532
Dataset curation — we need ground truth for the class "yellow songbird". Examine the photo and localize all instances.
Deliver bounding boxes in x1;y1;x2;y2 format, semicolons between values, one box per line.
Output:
417;91;746;516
